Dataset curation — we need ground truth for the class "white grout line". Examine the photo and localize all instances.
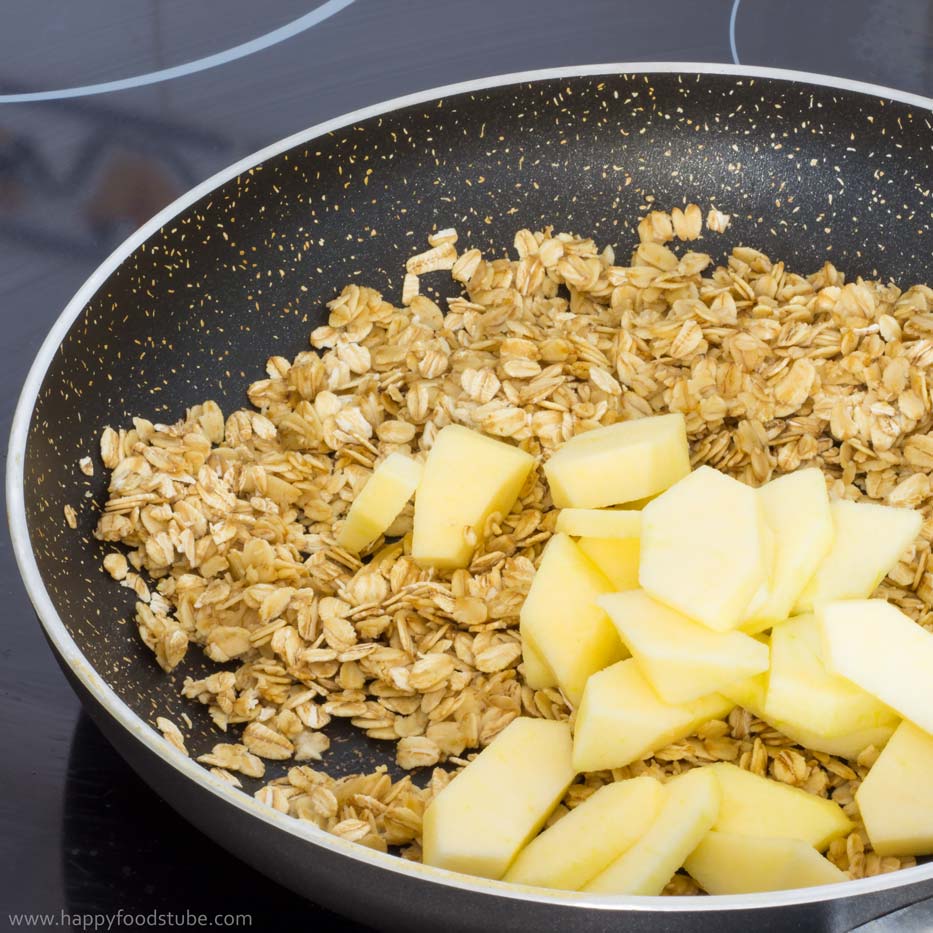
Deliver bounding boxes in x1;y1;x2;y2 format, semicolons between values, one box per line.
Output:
0;0;355;103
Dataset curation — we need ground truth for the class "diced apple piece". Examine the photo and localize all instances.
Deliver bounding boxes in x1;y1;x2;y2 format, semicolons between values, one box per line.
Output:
412;424;534;569
685;832;847;894
820;599;933;735
640;466;769;632
544;413;690;509
577;537;641;592
767;615;898;738
504;777;664;890
336;453;422;553
723;673;896;761
572;659;733;772
856;721;933;857
520;639;556;690
743;469;833;629
520;534;625;705
794;500;921;612
618;495;656;510
584;768;720;895
555;508;641;539
709;763;852;850
422;718;575;879
599;590;769;703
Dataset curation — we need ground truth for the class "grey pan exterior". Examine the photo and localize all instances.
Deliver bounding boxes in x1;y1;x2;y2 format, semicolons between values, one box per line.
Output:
7;63;933;930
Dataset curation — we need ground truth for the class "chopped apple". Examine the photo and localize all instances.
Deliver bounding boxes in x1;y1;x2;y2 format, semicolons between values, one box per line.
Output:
555;508;641;539
743;469;833;630
685;832;847;894
819;599;933;736
577;537;641;592
520;534;626;705
709;762;852;850
640;466;769;632
766;614;898;738
856;721;933;857
572;659;733;772
794;500;921;612
599;590;769;703
422;718;575;879
412;424;534;569
544;413;690;509
618;495;656;510
723;672;896;761
504;776;664;890
336;452;423;553
520;640;556;690
584;768;720;895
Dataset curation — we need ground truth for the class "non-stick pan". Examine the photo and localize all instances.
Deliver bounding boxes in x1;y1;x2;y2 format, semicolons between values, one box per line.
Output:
7;64;933;932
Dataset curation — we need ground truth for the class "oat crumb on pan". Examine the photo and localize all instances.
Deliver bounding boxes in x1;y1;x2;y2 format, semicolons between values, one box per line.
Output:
86;214;933;883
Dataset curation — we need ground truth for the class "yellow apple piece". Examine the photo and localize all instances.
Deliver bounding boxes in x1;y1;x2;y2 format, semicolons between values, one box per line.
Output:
572;659;733;772
555;508;641;539
504;776;664;890
520;640;556;690
577;537;641;592
685;832;847;894
543;413;690;509
856;721;933;857
584;768;720;895
709;762;852;850
743;469;833;631
794;500;921;612
723;672;896;761
766;614;898;738
520;534;625;705
412;424;534;569
422;718;575;879
599;590;769;703
618;495;656;510
640;466;769;632
336;452;423;553
819;599;933;735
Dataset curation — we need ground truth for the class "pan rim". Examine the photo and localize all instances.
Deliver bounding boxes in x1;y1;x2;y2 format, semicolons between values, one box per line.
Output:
7;62;933;914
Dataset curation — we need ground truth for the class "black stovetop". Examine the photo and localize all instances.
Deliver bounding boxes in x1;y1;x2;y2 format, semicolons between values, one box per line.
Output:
1;1;931;928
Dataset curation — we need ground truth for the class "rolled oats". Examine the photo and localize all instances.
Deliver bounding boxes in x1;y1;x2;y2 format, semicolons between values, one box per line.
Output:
90;216;931;884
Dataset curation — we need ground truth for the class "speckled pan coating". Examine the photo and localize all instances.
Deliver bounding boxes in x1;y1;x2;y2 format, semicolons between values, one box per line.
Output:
14;69;933;925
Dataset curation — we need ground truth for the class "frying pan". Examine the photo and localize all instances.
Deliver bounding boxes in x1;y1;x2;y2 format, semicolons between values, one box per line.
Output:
7;64;933;932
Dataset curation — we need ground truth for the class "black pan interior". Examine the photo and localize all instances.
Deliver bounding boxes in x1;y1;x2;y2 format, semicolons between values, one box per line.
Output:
22;71;933;787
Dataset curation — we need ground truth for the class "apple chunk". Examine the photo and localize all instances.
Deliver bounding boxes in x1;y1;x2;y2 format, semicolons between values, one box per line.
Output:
584;768;720;895
709;762;852;850
412;424;534;569
685;832;847;894
599;590;769;703
794;500;921;612
743;469;833;631
856;721;933;857
766;614;898;739
577;537;640;592
555;508;641;539
337;452;422;553
520;640;556;690
520;534;625;705
572;659;733;772
504;776;664;890
640;466;769;632
723;672;896;762
544;413;690;508
819;599;933;735
422;718;575;879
